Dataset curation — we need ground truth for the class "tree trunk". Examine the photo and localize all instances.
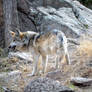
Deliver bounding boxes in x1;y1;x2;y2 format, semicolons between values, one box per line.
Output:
0;0;4;48
3;0;19;47
43;0;47;6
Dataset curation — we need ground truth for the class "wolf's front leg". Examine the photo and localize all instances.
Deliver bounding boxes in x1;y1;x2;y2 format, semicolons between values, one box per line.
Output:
31;54;39;76
55;55;59;69
65;53;70;65
42;55;48;74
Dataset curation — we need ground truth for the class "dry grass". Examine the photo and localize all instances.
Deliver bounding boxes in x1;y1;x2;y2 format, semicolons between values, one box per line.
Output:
77;40;92;57
1;39;92;92
69;39;92;78
8;57;19;63
58;39;92;85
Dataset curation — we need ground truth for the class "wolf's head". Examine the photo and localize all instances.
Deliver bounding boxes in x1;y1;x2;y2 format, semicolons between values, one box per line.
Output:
8;29;39;51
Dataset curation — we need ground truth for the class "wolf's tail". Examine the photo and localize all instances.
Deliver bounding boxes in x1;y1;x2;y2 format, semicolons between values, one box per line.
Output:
59;31;71;65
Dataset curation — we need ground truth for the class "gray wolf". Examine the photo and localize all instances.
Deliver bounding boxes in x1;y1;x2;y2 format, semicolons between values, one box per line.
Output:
9;29;71;76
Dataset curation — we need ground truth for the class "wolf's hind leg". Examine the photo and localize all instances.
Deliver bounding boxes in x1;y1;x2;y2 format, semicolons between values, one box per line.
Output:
63;44;70;64
63;37;70;65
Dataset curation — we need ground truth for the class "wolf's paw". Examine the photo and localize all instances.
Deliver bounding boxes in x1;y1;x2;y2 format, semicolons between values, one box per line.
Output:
27;71;36;77
27;73;35;77
27;71;40;77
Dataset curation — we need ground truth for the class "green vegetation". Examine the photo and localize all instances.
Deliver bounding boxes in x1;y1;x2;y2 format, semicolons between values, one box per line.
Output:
0;85;4;92
79;0;92;9
69;83;76;90
0;48;8;58
0;48;3;57
84;24;89;29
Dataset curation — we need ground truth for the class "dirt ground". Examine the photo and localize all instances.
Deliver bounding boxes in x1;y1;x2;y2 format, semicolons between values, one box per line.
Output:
0;38;92;92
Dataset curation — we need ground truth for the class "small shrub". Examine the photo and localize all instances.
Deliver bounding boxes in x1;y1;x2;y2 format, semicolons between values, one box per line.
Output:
69;83;76;90
84;24;89;29
0;86;4;92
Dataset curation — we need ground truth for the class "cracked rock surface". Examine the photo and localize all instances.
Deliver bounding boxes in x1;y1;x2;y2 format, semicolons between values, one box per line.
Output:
24;77;74;92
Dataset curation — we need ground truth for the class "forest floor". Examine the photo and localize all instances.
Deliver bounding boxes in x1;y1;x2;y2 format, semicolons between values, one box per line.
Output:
0;37;92;92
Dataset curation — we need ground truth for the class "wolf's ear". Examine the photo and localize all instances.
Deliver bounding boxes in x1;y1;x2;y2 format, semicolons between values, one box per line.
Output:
15;28;21;36
19;32;25;39
9;31;16;37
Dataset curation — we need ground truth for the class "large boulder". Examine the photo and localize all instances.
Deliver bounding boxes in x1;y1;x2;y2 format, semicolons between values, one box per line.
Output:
1;0;92;47
8;52;33;62
28;0;92;38
17;0;37;32
24;77;74;92
29;0;72;8
0;70;22;91
37;6;83;38
71;77;92;87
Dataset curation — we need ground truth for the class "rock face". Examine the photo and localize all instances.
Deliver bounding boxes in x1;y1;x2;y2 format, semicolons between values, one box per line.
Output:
28;0;92;38
37;7;82;38
1;0;92;47
17;0;37;32
8;52;33;62
24;77;74;92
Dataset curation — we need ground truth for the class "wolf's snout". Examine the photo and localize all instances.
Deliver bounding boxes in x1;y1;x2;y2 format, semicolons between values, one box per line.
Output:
8;45;16;49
